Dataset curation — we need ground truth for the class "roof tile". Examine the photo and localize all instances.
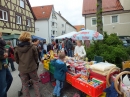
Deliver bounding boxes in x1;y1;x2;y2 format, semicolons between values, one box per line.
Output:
83;0;123;15
32;5;53;20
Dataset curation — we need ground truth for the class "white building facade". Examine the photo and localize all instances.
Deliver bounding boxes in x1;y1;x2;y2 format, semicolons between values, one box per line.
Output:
56;12;76;36
33;5;57;43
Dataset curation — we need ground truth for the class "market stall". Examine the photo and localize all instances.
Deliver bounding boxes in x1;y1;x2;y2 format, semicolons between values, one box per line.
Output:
54;31;77;39
41;50;121;97
41;30;123;97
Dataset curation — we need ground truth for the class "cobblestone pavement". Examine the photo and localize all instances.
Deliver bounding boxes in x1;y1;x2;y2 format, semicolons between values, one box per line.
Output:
8;62;81;97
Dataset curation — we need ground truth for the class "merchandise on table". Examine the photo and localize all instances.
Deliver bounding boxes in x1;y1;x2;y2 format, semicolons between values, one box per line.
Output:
43;59;50;70
72;75;106;97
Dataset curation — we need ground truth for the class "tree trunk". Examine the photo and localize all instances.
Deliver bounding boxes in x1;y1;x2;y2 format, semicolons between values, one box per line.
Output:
97;0;103;34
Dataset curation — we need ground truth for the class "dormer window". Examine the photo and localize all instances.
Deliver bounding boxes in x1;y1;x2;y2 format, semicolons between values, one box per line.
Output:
20;0;24;8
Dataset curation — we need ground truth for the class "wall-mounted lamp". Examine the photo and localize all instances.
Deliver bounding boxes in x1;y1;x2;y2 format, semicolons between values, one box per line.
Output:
113;26;115;29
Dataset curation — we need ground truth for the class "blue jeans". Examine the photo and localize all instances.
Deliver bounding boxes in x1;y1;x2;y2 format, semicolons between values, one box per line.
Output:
67;49;72;57
0;65;13;97
53;80;63;96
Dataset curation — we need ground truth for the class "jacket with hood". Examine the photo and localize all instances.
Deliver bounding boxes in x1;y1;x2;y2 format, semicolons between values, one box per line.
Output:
14;42;38;73
51;59;68;81
65;39;73;50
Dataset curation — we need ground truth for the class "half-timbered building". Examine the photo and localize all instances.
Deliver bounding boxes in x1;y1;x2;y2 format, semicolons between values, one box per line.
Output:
0;0;35;36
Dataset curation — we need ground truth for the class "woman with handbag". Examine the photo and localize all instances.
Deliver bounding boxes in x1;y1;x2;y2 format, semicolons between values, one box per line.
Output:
5;41;16;71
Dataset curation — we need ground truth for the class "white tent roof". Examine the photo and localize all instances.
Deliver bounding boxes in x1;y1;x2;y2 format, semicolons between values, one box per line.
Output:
54;31;77;39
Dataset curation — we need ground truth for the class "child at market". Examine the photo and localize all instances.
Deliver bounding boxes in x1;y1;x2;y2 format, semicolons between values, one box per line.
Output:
52;52;68;97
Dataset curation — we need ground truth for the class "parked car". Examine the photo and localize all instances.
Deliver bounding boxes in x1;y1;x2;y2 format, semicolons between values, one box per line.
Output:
122;40;130;47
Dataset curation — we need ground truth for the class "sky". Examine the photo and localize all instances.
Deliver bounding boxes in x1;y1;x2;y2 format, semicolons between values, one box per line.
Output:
29;0;84;26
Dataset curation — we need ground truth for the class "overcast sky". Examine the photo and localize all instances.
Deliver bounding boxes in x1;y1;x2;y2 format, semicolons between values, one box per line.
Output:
29;0;84;26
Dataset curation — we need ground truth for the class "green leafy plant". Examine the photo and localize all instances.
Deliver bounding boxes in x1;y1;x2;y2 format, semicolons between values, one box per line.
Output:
86;32;129;68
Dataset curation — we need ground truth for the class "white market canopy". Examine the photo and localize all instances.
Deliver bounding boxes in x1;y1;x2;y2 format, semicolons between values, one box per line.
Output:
54;31;78;39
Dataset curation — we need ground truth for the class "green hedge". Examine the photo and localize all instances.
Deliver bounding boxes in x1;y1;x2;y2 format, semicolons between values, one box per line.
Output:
86;32;129;68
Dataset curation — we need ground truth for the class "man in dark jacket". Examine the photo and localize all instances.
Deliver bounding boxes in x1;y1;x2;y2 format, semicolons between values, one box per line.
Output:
65;38;73;57
51;53;68;97
32;38;40;70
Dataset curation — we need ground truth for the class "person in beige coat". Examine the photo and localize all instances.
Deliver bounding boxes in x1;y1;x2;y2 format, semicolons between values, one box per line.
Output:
14;32;41;97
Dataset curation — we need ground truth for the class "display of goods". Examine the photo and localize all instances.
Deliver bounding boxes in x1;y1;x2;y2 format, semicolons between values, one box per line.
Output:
40;72;50;84
72;75;106;97
43;60;49;70
70;65;75;73
49;63;55;74
66;72;80;84
80;75;88;81
90;70;106;82
75;65;85;74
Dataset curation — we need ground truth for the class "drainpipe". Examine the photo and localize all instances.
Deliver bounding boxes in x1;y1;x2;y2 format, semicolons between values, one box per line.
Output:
85;15;86;29
65;22;66;34
48;20;50;43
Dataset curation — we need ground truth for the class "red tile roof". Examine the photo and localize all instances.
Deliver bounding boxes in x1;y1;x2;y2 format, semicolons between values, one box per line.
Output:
32;5;53;20
82;0;123;15
74;25;85;31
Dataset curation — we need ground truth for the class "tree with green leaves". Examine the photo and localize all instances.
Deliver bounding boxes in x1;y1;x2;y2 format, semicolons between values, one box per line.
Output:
97;0;103;34
87;33;129;68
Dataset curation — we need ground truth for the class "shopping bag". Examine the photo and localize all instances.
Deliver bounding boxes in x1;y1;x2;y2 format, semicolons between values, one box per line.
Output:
73;93;80;97
40;72;50;84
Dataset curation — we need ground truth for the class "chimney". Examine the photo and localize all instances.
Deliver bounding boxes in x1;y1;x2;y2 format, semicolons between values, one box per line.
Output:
59;11;61;15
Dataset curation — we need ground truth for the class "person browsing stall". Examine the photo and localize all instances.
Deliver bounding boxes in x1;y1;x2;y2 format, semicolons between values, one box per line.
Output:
51;52;68;97
74;40;86;59
14;32;41;97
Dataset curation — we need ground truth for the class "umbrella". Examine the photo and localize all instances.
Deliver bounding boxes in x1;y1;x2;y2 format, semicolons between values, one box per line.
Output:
71;30;103;40
31;35;46;41
54;31;77;39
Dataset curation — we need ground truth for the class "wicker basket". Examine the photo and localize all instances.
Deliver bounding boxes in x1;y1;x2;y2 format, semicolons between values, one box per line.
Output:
106;67;120;87
114;71;130;97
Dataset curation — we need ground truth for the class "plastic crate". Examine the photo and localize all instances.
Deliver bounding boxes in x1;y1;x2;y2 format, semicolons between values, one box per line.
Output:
49;63;55;74
43;60;49;70
66;72;74;84
66;72;80;84
86;92;106;97
72;76;106;97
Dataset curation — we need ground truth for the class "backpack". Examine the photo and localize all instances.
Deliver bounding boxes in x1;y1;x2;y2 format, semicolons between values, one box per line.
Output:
5;45;15;61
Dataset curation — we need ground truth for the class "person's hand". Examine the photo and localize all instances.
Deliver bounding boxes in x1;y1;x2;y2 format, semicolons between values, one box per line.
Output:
4;53;8;58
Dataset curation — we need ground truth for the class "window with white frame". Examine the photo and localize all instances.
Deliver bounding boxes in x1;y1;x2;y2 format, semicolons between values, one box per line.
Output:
92;18;97;25
16;15;21;24
20;0;24;8
52;31;55;35
52;22;54;26
112;15;118;23
27;19;31;27
62;31;65;35
0;9;8;21
62;24;64;27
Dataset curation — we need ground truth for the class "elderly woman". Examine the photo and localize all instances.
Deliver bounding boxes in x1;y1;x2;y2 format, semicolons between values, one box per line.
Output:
14;32;41;97
74;40;86;59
